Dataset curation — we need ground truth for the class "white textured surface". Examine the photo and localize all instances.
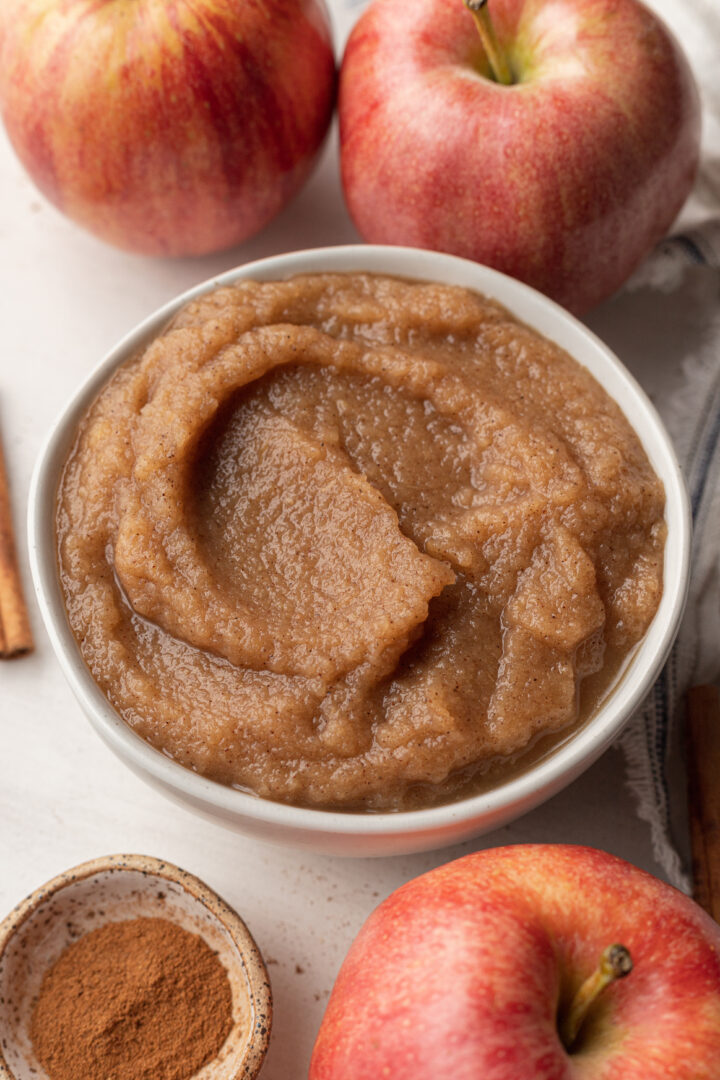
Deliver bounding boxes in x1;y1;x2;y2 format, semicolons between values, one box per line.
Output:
0;1;710;1076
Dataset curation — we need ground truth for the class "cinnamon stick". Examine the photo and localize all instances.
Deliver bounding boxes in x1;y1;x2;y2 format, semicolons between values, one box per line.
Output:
0;426;34;657
687;685;720;922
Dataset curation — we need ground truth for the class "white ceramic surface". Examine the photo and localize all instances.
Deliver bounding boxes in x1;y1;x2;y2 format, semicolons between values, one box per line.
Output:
27;245;691;857
0;854;272;1080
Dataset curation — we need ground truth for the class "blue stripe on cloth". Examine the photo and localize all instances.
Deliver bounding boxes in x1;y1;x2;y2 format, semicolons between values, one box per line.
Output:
673;235;709;266
691;393;720;519
650;669;670;787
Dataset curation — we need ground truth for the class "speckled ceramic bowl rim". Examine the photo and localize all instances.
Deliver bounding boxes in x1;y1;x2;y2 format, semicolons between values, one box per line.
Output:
28;245;691;842
0;853;272;1080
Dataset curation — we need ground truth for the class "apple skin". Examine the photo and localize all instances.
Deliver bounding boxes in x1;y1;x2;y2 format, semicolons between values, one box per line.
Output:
338;0;701;314
0;0;336;256
309;845;720;1080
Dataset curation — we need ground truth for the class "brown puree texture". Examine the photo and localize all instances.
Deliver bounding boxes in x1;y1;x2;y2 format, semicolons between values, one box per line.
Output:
56;273;666;810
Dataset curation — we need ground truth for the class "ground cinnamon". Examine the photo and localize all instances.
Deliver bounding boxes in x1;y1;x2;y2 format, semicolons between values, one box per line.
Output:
30;916;234;1080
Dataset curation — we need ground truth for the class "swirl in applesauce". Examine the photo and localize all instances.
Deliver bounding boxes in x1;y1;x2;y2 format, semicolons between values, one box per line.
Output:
56;274;665;810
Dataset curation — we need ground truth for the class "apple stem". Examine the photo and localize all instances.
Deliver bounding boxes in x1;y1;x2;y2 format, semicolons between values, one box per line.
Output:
464;0;514;86
560;944;633;1051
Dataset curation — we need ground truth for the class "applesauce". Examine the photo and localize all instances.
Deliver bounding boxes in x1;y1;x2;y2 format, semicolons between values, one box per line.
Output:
56;273;665;810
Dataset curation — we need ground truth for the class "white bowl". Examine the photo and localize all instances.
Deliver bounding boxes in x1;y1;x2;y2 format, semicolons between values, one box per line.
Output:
28;246;690;857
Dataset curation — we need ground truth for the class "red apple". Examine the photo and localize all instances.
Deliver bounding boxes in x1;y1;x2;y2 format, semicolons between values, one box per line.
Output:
310;845;720;1079
0;0;336;256
338;0;701;313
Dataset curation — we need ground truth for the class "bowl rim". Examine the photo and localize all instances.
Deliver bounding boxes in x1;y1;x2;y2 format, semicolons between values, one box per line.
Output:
0;853;272;1080
28;244;691;840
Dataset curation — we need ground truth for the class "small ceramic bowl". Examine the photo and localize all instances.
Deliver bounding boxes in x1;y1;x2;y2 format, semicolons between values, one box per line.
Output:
28;245;691;857
0;854;272;1080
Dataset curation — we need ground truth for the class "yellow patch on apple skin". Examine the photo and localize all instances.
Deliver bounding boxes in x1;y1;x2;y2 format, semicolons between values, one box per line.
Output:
513;1;590;81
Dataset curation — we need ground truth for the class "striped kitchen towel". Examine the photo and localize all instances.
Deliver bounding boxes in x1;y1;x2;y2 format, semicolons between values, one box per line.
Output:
618;0;720;892
621;224;720;891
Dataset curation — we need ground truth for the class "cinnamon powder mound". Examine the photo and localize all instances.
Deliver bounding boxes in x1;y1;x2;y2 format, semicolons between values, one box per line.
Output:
30;916;234;1080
